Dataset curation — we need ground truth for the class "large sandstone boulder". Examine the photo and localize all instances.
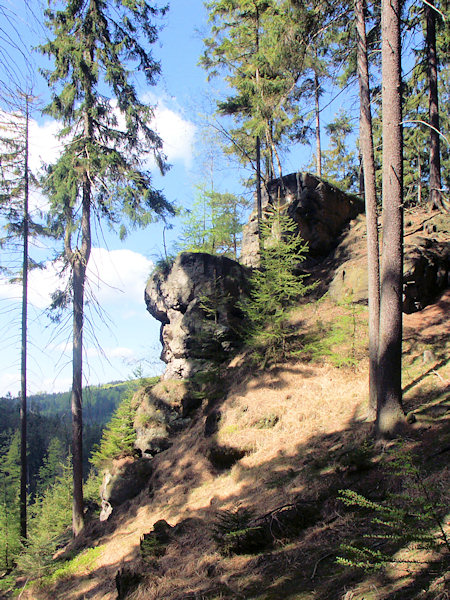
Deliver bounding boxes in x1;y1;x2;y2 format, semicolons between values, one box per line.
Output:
145;252;249;379
241;172;364;267
328;213;450;312
100;456;153;519
133;380;195;458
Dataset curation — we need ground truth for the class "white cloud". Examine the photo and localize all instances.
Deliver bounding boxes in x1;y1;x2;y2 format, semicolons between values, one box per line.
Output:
141;93;196;168
86;248;153;306
0;248;153;310
0;372;20;397
29;118;63;174
0;258;68;309
152;104;196;167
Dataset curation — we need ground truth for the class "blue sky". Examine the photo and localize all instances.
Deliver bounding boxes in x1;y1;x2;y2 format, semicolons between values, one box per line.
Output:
0;0;357;396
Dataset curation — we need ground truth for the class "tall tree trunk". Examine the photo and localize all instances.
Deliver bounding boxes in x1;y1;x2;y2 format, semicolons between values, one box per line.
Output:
20;95;30;541
377;0;405;436
71;257;85;536
71;172;91;536
256;134;262;237
255;7;262;237
314;67;322;178
426;0;442;210
417;155;422;205
355;0;380;420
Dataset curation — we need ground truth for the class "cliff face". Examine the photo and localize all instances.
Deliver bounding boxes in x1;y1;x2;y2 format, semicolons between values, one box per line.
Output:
241;172;364;267
146;175;449;380
145;252;249;380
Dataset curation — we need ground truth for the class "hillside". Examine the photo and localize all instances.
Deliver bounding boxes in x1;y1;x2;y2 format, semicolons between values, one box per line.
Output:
16;287;449;600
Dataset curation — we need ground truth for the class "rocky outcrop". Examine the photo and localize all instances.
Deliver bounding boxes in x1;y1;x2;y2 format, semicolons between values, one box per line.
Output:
100;456;153;520
327;213;450;312
145;252;249;379
241;172;364;267
133;380;196;458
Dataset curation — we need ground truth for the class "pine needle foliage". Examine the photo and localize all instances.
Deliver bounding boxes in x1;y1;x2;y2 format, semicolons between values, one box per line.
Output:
90;393;137;470
16;456;72;579
337;448;450;572
239;204;315;363
213;507;270;556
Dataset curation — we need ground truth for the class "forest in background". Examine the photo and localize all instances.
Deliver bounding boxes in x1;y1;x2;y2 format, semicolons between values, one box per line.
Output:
0;0;448;594
0;379;151;572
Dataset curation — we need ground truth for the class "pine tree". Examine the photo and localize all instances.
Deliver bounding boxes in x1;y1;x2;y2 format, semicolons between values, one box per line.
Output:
17;455;73;578
240;204;314;363
90;394;137;470
201;1;306;226
0;431;22;569
0;93;46;540
426;0;442;209
354;0;380;420
36;436;67;497
322;110;358;192
178;187;250;259
40;0;174;536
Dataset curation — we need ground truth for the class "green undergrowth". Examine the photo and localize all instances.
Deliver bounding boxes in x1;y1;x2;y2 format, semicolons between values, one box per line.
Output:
337;447;450;572
291;295;367;368
38;545;104;588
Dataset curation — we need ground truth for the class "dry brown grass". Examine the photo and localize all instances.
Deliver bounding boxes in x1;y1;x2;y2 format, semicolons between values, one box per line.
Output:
21;295;449;600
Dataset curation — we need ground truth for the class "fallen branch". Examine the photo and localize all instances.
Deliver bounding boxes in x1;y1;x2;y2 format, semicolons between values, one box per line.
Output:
311;553;334;579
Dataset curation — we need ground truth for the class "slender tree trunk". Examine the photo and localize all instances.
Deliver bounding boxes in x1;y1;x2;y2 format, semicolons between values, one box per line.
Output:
255;8;262;237
426;0;442;210
71;171;91;536
377;0;405;436
20;95;30;540
355;0;380;420
314;67;322;178
71;257;85;536
71;90;93;535
256;134;262;237
417;155;422;205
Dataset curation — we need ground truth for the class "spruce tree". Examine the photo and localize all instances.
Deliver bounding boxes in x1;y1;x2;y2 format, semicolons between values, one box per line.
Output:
0;93;45;540
321;110;358;192
40;0;174;536
240;205;314;363
90;394;137;470
201;0;306;225
178;187;250;259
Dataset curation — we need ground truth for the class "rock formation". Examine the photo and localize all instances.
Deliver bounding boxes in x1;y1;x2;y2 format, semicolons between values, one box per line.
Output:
328;212;449;312
241;172;364;267
145;252;249;380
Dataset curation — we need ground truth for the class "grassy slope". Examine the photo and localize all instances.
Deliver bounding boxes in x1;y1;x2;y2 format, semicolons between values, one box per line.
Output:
20;288;449;600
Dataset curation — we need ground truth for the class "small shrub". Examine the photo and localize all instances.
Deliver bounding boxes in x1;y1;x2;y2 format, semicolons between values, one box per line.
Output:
339;440;375;472
116;567;142;600
254;414;279;429
239;204;316;365
140;520;172;560
213;507;271;556
207;444;248;470
337;447;450;572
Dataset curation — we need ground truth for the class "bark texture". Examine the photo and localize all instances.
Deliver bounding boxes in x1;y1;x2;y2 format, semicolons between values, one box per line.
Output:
71;161;92;536
314;68;322;178
377;0;405;436
355;0;380;420
426;1;442;210
20;98;29;541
